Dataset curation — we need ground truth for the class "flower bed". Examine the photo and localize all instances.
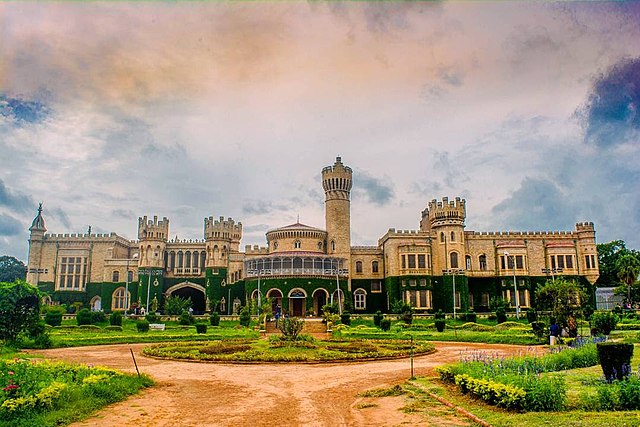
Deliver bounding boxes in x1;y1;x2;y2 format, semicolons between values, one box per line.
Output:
0;358;152;426
143;338;435;363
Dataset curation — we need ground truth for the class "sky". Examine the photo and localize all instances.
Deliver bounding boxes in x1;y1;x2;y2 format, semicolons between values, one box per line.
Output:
1;2;640;262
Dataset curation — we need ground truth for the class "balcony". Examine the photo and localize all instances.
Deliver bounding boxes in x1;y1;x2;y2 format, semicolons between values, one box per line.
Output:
174;267;202;276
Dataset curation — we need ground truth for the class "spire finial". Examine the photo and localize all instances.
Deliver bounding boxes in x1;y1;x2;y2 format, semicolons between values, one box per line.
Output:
38;202;43;213
297;214;300;223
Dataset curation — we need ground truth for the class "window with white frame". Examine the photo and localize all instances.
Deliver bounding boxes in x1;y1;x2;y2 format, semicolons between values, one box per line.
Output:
354;288;366;310
112;270;120;282
371;281;382;293
479;255;487;271
111;287;130;311
57;256;88;291
372;261;379;273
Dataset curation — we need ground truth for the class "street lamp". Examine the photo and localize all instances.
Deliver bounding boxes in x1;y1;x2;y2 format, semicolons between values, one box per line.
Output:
125;253;138;318
443;268;465;339
504;252;519;320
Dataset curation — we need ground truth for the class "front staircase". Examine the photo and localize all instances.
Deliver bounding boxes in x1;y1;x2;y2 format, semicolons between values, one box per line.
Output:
265;318;329;335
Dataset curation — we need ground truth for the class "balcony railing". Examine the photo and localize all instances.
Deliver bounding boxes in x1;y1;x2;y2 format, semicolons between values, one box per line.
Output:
174;267;201;276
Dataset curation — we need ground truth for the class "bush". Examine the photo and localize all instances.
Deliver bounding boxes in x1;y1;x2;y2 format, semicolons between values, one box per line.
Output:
136;320;150;332
597;342;634;382
76;308;92;326
44;311;63;327
145;313;160;323
435;319;446;332
90;311;106;324
495;308;507;324
239;307;251;327
592;311;619;335
583;304;594;321
464;310;477;323
195;323;208;334
164;295;192;315
380;318;391;331
210;311;220;326
340;312;351;326
531;321;546;341
435;309;446;320
105;325;123;331
110;311;123;326
455;374;526;410
526;310;537;323
277;317;305;341
373;310;383;327
179;310;194;325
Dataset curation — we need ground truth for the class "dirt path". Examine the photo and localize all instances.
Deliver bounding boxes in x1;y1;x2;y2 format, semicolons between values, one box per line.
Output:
30;342;537;427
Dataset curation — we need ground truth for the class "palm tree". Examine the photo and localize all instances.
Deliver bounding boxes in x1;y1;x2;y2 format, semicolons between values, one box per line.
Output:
617;254;640;305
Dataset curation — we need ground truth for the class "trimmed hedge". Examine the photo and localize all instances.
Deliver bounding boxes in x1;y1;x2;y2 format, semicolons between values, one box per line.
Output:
597;342;634;382
136;320;150;333
110;311;123;326
195;323;208;334
455;374;526;410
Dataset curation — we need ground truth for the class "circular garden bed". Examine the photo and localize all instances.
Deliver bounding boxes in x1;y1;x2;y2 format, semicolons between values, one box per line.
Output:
142;337;435;363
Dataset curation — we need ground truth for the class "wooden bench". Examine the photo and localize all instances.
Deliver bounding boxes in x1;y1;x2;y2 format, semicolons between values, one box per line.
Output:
149;323;166;331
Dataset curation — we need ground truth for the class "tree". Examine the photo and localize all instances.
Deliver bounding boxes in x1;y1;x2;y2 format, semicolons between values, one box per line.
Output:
617;253;640;304
596;240;638;287
0;280;41;343
0;256;26;283
535;278;587;331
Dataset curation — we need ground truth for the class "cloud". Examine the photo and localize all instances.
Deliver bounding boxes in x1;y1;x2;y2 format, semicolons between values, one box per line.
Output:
353;170;394;206
242;200;292;216
0;94;50;125
112;209;135;219
0;214;23;237
0;179;34;213
491;178;578;230
582;57;640;148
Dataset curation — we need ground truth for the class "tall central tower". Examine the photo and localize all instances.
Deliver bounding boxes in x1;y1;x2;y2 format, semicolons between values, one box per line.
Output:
322;157;352;260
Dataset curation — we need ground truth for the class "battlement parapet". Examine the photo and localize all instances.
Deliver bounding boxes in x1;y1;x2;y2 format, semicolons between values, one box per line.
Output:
321;156;353;175
205;216;242;241
575;221;595;231
244;245;269;255
424;196;466;227
138;215;169;240
43;233;132;246
351;246;382;254
468;230;578;238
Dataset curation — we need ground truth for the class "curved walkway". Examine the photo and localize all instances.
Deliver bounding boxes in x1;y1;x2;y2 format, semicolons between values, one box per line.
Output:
31;342;536;426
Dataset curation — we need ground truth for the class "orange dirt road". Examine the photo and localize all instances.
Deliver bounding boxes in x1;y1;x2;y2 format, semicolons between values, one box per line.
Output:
31;342;536;427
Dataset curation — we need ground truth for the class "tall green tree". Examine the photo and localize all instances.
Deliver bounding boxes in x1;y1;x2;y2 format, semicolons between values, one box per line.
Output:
0;255;26;283
0;280;41;343
617;253;640;303
535;278;587;329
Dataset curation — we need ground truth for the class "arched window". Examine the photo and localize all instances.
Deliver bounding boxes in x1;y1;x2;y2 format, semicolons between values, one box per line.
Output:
294;240;301;249
185;251;191;268
440;232;445;242
450;252;459;269
355;261;363;273
479;255;487;271
169;251;175;270
465;255;471;270
127;270;134;282
450;231;455;242
112;271;120;282
354;288;366;310
372;261;379;273
177;251;184;268
220;297;226;314
111;287;130;311
331;240;336;252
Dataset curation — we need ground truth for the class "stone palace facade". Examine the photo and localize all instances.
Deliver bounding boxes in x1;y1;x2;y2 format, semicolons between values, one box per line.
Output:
27;157;600;315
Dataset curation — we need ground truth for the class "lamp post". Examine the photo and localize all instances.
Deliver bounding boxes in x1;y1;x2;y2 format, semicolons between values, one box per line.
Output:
504;252;519;320
443;268;464;339
125;253;138;318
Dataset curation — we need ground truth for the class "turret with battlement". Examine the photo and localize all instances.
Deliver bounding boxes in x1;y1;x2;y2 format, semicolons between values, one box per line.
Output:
138;215;169;268
421;197;467;273
205;216;242;268
322;156;352;260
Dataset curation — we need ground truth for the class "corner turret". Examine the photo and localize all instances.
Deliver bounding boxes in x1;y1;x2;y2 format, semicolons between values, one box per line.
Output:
204;216;242;268
322;156;352;259
138;215;169;268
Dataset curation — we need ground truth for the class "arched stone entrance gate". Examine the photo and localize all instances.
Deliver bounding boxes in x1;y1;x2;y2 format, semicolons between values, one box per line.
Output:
288;288;307;317
165;281;207;314
312;288;328;316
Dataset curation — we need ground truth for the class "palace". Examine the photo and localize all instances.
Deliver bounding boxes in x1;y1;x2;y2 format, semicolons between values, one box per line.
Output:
27;157;599;315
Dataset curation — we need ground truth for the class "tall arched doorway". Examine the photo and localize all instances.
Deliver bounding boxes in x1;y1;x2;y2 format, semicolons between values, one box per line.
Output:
266;288;283;314
165;281;207;314
288;288;307;317
312;288;328;316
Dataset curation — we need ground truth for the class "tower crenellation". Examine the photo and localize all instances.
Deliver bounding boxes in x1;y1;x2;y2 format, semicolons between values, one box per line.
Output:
138;215;169;268
138;215;169;240
426;197;466;228
204;215;243;267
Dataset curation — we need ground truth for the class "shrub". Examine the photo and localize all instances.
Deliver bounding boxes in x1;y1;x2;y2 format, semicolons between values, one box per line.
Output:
90;310;106;324
110;311;123;326
435;319;445;332
459;322;493;332
597;342;634;382
76;308;92;326
239;307;251;327
210;311;220;326
195;323;208;334
526;310;537;323
164;295;192;315
44;311;63;327
136;320;150;332
455;374;527;410
531;321;546;341
380;318;391;331
434;309;446;320
145;313;160;323
592;311;619;335
340;312;351;326
583;304;594;321
105;325;123;331
278;317;305;340
495;308;507;324
373;310;383;327
401;305;414;325
179;310;194;325
464;310;477;323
